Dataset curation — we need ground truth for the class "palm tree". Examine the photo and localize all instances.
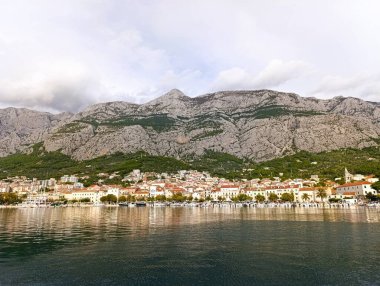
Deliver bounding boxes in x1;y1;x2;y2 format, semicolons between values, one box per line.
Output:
317;189;327;204
302;193;310;202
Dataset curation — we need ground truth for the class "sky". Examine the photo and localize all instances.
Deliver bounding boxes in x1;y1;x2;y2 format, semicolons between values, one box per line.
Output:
0;0;380;113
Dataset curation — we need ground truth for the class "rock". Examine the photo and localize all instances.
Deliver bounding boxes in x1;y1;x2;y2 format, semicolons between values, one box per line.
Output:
1;89;380;161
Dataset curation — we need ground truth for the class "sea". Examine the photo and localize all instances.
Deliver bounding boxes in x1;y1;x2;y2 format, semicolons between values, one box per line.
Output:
0;206;379;285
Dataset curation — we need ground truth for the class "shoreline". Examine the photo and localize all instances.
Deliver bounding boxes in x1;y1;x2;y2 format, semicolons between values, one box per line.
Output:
1;202;379;209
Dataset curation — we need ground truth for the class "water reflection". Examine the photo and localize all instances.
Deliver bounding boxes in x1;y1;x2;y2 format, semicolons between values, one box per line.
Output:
0;207;379;285
1;207;378;258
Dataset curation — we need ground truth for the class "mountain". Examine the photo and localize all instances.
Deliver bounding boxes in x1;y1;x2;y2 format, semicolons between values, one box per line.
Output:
1;89;380;162
0;108;72;157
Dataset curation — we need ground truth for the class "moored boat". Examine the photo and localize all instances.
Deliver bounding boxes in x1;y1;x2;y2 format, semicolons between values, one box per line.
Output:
135;201;147;207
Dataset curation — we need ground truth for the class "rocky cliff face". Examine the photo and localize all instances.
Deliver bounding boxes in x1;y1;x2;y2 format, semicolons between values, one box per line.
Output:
0;108;72;157
1;89;380;161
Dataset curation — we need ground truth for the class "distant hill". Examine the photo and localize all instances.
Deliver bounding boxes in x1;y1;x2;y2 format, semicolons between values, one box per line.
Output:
1;89;380;161
1;144;380;184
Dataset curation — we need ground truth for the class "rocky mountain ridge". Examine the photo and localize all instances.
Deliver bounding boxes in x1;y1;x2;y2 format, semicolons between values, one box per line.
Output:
1;89;380;161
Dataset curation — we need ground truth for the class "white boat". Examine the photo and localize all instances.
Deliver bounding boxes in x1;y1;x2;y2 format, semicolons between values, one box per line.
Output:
153;202;167;207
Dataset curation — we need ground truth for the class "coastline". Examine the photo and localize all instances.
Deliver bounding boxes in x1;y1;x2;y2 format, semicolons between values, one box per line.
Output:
1;201;379;209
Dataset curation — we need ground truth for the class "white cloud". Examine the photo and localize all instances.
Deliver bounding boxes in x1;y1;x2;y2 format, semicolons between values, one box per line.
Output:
1;0;380;112
211;68;254;91
211;60;312;91
253;60;312;89
311;73;380;101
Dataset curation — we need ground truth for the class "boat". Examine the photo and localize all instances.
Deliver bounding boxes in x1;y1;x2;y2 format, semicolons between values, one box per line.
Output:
118;202;129;207
153;202;167;207
135;201;147;207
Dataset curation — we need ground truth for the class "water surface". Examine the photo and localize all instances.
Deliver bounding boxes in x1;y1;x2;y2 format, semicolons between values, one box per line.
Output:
0;207;379;285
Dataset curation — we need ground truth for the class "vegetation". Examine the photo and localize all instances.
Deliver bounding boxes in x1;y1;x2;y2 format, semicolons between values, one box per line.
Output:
232;105;324;120
191;129;224;141
56;122;86;133
268;193;279;202
317;189;327;203
371;181;380;191
255;194;265;202
1;143;380;184
244;146;380;181
232;193;252;202
0;192;22;205
90;114;178;132
366;192;380;202
100;194;117;204
280;192;294;202
301;193;310;202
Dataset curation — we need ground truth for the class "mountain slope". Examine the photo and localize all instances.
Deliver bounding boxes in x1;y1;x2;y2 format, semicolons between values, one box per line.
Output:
1;89;380;161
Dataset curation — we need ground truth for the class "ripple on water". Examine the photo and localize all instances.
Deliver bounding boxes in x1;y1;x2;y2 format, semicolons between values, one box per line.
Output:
0;207;379;285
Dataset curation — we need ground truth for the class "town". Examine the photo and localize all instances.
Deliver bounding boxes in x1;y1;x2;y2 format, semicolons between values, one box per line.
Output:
0;167;379;207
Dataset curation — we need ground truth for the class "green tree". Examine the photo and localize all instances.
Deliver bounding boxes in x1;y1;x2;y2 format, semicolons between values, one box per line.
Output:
172;192;186;202
366;192;379;202
280;192;294;202
236;193;252;202
301;193;310;202
0;192;21;205
255;194;265;203
79;197;91;203
268;193;279;202
118;195;127;202
371;181;380;191
317;189;327;203
126;194;136;202
155;195;166;202
100;194;117;204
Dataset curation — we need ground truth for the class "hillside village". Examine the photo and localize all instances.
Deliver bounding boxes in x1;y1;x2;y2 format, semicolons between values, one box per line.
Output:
0;167;379;207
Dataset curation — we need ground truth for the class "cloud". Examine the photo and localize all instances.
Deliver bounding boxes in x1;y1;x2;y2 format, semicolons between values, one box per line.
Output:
1;0;380;112
211;67;254;91
253;60;312;89
311;73;380;101
211;60;312;91
312;74;369;94
0;63;103;112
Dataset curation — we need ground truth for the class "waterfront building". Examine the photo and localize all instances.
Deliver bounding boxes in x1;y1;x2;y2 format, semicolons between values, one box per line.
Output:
336;181;376;196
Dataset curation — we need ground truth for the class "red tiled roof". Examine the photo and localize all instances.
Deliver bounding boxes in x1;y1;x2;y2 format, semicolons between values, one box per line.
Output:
337;181;371;188
343;192;356;196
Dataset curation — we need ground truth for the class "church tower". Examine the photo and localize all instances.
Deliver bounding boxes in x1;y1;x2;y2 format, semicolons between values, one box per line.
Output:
344;168;353;183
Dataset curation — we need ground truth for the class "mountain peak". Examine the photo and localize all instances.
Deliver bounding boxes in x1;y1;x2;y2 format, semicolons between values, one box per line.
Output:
159;89;188;100
144;89;191;106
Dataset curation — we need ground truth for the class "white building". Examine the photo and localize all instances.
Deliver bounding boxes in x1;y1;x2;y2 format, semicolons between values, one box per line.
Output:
60;175;78;183
336;181;376;196
210;185;240;201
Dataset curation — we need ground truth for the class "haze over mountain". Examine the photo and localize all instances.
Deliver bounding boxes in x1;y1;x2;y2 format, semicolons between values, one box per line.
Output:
0;89;380;162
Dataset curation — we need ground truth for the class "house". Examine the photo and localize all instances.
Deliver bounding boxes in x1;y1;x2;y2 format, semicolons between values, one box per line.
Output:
243;188;266;200
336;181;376;196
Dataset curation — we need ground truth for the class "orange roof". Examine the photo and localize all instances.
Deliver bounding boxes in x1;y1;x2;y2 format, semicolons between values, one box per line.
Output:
343;192;356;196
299;187;318;192
135;190;149;194
337;181;371;188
